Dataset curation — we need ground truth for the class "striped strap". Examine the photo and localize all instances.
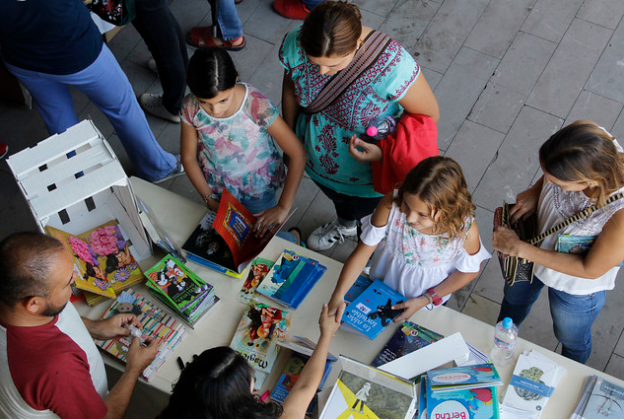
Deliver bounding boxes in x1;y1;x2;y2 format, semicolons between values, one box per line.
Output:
303;31;392;114
527;192;624;245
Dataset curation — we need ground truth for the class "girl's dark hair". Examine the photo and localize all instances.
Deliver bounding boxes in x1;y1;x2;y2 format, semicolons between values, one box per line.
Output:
301;0;362;57
187;47;238;99
539;119;624;206
160;347;283;419
398;156;475;240
84;262;96;280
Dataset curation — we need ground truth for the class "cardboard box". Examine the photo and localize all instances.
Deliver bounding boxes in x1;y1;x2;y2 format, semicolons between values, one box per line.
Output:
7;120;152;261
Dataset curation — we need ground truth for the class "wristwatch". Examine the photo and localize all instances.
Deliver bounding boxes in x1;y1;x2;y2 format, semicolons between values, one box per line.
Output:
427;288;442;306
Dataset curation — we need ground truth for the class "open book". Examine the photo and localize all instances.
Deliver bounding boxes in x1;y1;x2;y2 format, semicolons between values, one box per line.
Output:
182;189;291;278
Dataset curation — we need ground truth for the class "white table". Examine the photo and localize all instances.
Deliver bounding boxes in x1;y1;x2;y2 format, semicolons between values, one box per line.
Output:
76;177;624;419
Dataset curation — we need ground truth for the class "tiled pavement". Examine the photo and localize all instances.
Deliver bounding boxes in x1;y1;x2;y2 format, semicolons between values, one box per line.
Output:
2;0;624;384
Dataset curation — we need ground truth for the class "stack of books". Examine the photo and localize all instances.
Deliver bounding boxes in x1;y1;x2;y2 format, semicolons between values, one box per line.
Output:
500;350;566;419
420;363;503;419
46;221;144;305
271;337;338;417
571;375;624;419
94;289;188;381
341;279;406;340
144;254;220;328
255;249;327;309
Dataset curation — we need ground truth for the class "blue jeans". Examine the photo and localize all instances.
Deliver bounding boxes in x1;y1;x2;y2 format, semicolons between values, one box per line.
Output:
5;45;176;182
240;192;296;243
209;0;243;41
498;275;606;364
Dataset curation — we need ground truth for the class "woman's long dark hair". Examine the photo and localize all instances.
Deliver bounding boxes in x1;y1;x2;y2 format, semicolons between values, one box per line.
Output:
160;347;283;419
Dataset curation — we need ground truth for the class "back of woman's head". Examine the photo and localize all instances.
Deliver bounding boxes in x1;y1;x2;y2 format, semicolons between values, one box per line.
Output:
398;156;475;239
187;47;238;99
160;347;283;418
539;119;624;205
301;1;362;57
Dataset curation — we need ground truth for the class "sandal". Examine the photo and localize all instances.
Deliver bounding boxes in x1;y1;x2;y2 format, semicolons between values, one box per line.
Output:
186;26;246;51
288;227;305;247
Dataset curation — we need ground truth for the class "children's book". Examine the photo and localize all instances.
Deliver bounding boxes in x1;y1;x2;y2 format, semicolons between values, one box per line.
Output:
425;379;500;419
341;279;406;340
557;234;624;266
371;321;444;367
319;355;418;419
46;221;144;303
144;254;220;328
577;375;624;419
256;249;327;309
93;289;188;381
426;363;502;393
272;337;337;417
183;189;290;278
344;275;374;306
237;257;275;304
230;300;291;374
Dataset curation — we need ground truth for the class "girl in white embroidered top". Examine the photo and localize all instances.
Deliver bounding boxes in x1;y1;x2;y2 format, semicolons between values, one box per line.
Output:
493;120;624;364
328;156;491;322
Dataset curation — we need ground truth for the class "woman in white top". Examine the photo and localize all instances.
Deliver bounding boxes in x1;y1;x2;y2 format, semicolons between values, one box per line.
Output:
493;120;624;364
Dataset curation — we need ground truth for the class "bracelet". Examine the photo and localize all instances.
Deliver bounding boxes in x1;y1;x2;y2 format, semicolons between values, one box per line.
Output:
202;193;219;206
422;293;434;311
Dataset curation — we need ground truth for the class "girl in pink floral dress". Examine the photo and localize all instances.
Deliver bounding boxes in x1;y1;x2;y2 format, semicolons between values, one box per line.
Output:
328;157;491;321
180;47;306;238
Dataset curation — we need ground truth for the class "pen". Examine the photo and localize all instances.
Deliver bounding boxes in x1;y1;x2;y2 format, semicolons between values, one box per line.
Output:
177;357;185;371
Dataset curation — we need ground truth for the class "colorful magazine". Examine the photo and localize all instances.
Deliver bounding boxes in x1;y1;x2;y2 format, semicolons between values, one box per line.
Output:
93;289;188;381
237;257;274;304
341;279;406;340
319;356;417;419
46;221;143;303
230;301;291;374
372;321;444;367
427;363;502;393
426;379;500;419
256;249;326;309
183;189;286;278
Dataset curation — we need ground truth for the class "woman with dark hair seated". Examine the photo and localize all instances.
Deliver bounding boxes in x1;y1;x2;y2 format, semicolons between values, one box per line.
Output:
161;302;345;418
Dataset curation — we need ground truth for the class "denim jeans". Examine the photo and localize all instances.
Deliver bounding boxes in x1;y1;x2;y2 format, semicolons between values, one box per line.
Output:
314;181;381;228
132;0;189;115
498;275;606;364
240;192;296;243
5;45;176;181
209;0;243;41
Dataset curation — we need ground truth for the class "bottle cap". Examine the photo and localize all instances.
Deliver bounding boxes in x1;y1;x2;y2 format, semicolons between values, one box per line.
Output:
366;126;379;137
502;317;513;329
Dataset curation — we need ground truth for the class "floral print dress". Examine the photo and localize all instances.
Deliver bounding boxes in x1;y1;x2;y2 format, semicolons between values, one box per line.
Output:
279;27;420;198
180;83;285;203
361;197;491;303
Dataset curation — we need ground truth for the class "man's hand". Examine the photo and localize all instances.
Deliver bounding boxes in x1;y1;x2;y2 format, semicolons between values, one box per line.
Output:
85;314;141;341
125;337;158;376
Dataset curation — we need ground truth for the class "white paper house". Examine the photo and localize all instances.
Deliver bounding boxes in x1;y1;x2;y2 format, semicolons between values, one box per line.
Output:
7;120;152;261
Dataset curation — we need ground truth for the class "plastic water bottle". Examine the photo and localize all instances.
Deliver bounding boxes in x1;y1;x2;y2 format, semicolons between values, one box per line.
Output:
491;317;518;366
359;116;397;143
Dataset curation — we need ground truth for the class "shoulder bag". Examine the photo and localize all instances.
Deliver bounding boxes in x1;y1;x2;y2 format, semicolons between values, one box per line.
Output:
493;192;624;286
